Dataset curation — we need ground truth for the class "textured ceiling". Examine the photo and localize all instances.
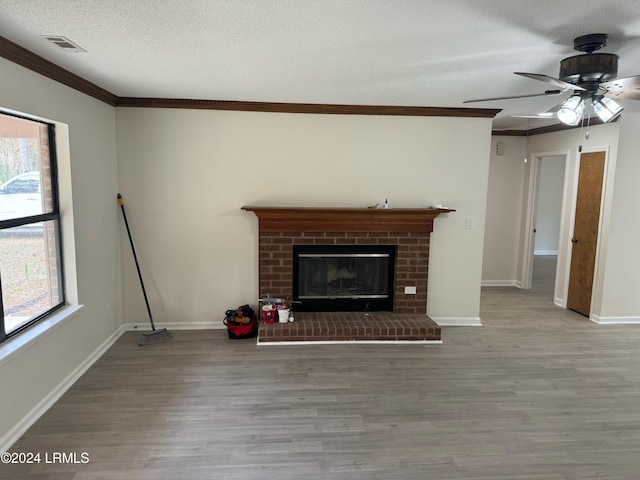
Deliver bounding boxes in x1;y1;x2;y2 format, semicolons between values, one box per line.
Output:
1;0;640;130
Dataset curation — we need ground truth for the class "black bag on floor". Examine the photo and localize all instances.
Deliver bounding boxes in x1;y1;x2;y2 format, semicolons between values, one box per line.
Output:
223;304;258;339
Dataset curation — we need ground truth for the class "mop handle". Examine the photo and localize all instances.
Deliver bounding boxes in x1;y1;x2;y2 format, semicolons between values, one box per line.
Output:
118;194;156;331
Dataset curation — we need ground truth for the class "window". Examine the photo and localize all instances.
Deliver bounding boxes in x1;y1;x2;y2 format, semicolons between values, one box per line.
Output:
0;112;64;343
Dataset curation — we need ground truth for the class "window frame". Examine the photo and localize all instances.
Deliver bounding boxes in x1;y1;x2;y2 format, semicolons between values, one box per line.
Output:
0;111;66;343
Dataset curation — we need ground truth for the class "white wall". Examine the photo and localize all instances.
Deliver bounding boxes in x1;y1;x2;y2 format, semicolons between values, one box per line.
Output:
0;58;119;445
598;114;640;322
482;136;526;285
534;155;565;255
116;108;493;326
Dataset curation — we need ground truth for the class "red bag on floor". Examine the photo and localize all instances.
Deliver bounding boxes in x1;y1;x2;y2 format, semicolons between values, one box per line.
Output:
223;305;258;339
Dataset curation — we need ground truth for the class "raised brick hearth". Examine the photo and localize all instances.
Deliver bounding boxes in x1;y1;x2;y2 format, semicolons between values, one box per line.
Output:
258;312;441;343
242;206;453;342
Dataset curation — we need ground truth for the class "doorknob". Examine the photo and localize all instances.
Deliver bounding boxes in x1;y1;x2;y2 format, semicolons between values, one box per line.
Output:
571;237;578;243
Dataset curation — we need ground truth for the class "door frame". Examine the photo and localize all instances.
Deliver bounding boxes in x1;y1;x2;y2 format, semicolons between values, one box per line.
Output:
520;150;570;297
520;146;611;315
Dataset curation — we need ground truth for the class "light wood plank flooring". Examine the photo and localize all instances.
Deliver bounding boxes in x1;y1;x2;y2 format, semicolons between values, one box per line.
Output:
3;255;640;479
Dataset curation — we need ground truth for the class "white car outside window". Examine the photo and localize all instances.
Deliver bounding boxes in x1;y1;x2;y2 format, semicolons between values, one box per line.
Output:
0;172;43;221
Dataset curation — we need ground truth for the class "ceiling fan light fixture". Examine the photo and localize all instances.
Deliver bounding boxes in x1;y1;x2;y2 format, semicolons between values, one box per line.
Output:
593;97;623;123
557;96;585;126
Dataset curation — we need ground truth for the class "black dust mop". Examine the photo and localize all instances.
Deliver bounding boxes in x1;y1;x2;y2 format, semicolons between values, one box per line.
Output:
118;194;173;345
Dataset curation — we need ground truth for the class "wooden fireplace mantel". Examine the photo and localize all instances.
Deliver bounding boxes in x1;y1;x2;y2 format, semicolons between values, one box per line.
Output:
241;206;455;233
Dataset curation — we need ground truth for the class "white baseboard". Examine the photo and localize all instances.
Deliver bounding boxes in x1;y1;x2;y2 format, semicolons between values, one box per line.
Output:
431;317;483;327
121;321;226;331
534;250;558;255
481;280;518;287
590;315;640;325
0;324;127;452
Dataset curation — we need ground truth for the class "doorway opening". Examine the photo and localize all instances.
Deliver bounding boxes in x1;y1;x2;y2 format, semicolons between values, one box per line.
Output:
532;155;566;296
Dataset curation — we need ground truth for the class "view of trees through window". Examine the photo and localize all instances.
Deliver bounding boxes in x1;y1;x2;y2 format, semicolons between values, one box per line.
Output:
0;112;64;342
0;136;41;183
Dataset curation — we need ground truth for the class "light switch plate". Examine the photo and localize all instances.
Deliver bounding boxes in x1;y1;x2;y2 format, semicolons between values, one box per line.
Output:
466;217;475;229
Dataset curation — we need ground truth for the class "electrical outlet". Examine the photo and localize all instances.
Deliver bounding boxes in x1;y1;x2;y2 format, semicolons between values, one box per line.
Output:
404;286;417;294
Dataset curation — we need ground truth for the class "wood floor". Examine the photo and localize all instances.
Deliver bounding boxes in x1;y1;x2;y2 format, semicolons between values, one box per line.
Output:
3;256;640;479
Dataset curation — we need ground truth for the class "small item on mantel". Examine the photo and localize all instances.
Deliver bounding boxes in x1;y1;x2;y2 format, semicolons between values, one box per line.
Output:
373;198;390;209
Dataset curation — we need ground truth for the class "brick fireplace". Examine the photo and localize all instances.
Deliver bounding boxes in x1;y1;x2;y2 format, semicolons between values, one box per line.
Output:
242;206;453;314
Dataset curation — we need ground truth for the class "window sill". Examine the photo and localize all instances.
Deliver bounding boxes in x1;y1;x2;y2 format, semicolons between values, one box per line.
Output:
0;305;84;366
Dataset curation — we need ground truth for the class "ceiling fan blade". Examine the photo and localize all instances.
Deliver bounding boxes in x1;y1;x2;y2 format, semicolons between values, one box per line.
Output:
512;114;556;119
510;97;568;120
514;72;586;91
463;90;563;104
601;74;640;100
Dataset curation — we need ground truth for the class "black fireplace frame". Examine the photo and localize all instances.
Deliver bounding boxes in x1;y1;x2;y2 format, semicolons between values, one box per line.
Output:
292;244;396;312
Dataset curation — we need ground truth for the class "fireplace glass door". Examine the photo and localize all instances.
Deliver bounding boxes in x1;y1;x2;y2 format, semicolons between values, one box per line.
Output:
293;245;395;311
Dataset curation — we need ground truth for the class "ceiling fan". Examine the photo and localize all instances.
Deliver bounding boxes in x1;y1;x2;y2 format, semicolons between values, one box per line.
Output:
464;33;640;126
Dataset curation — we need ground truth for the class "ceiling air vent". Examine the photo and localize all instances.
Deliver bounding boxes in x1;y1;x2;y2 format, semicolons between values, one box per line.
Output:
41;35;86;53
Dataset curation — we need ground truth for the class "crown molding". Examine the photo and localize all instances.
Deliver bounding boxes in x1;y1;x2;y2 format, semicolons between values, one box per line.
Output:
492;124;577;137
491;129;528;136
0;36;118;106
115;97;500;117
492;114;617;136
0;35;500;119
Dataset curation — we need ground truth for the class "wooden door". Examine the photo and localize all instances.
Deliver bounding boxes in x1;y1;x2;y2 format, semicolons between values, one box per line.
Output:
567;151;605;316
